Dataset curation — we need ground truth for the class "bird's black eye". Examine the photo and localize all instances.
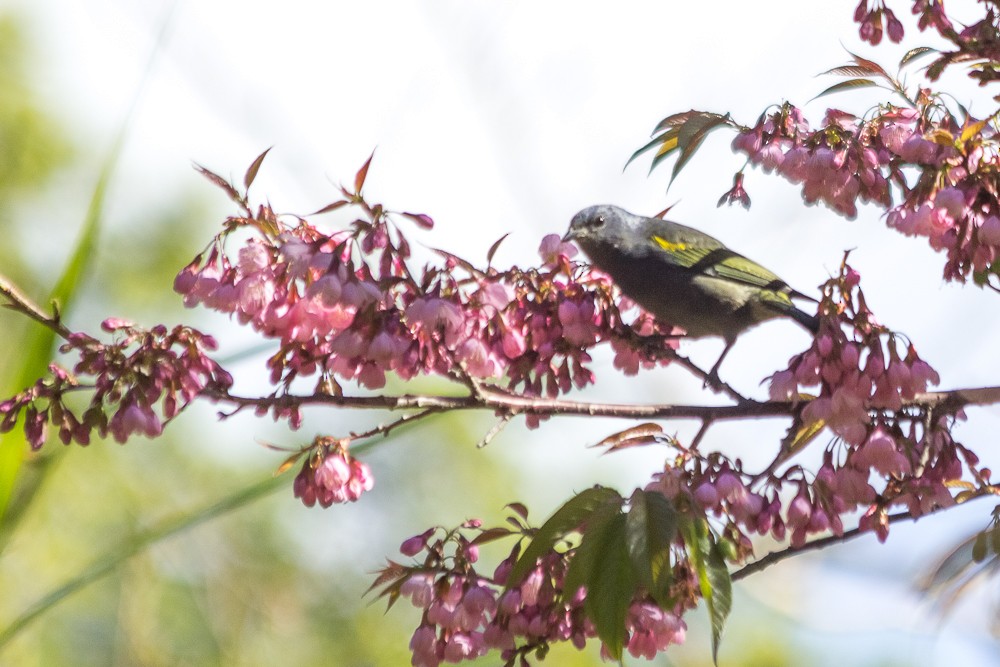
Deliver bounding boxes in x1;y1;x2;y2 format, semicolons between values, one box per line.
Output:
592;214;605;229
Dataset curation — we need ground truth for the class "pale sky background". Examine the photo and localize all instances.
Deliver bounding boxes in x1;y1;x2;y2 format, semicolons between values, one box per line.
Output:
7;0;1000;664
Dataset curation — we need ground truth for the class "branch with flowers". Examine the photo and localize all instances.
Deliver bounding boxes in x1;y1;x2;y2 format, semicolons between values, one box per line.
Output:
4;1;1000;665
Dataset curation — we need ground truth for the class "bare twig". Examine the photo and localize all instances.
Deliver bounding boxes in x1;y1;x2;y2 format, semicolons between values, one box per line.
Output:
348;407;441;444
732;490;995;582
688;419;713;450
0;274;74;340
477;414;513;448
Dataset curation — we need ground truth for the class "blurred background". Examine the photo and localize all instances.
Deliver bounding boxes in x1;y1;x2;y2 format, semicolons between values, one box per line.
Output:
0;0;999;665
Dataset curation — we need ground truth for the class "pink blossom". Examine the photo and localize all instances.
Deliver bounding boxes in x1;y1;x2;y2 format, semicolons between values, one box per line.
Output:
538;233;577;266
442;632;484;662
409;625;442;667
294;444;374;507
854;427;911;476
558;300;599;346
456;338;496;377
979;216;1000;245
693;481;719;508
401;573;436;608
768;369;797;401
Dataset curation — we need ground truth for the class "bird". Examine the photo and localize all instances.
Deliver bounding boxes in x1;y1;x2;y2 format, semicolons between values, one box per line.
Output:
563;204;818;385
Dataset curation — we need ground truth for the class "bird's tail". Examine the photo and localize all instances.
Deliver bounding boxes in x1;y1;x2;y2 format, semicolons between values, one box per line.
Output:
761;290;820;334
787;305;820;334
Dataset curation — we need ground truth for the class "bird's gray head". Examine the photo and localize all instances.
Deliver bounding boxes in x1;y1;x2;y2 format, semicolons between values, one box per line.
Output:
564;204;642;249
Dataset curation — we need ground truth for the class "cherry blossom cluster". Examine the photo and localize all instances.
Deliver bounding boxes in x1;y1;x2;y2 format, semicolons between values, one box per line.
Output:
292;436;374;506
173;176;679;431
380;516;690;666
659;410;967;553
853;1;1000;88
622;262;974;563
731;100;1000;283
853;0;905;45
0;319;232;449
768;261;940;443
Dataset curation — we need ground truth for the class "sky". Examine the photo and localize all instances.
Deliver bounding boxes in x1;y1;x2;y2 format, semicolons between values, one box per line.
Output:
8;0;1000;664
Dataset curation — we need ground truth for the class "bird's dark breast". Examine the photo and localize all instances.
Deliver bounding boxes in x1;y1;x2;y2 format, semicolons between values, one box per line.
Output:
577;239;762;338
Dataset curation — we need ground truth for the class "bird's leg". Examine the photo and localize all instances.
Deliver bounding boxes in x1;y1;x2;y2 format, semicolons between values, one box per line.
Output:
703;338;735;391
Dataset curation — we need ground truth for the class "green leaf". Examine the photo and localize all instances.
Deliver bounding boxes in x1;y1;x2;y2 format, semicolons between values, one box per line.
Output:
509;486;623;587
576;512;635;661
625;131;674;171
624;490;677;605
563;504;617;598
668;112;731;188
681;517;732;664
900;46;936;67
922;532;978;591
812;79;879;101
972;531;989;562
820;65;881;77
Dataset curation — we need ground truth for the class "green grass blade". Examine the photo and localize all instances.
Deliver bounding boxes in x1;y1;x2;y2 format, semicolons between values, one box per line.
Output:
0;0;181;547
0;473;287;649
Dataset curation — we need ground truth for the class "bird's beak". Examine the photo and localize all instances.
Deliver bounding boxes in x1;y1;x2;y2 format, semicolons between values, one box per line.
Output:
561;230;574;243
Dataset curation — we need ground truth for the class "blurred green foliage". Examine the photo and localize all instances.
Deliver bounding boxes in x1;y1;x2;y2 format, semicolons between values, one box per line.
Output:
0;9;911;667
0;16;70;204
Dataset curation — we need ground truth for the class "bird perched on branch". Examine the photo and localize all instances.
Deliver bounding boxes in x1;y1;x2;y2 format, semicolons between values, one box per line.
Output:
563;204;818;385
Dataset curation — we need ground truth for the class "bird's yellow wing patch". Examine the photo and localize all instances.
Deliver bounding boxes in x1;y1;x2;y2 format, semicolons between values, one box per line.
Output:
650;234;715;269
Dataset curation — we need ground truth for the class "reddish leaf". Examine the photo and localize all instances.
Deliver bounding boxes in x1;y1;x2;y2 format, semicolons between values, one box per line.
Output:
470;527;514;546
401;211;434;229
355;151;375;194
590;423;666;453
194;164;243;204
849;51;891;79
486;233;510;265
653;110;706;133
652;203;678;219
506;502;529;520
244;146;273;190
310;200;349;216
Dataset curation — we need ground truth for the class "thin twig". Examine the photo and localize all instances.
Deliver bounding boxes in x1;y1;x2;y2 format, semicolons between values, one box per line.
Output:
348;407;441;444
732;492;993;582
0;274;74;340
477;414;513;448
688;419;713;450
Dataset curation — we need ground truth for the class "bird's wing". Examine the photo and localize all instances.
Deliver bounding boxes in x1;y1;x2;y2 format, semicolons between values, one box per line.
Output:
650;234;787;291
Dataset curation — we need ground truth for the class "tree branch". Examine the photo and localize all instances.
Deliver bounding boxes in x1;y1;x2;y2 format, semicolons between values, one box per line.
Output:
209;383;1000;423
